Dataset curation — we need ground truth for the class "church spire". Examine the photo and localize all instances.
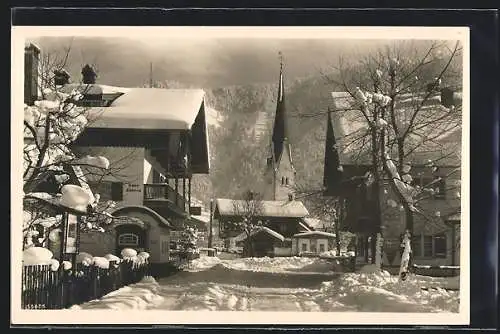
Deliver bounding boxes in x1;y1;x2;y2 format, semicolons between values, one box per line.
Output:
271;52;290;164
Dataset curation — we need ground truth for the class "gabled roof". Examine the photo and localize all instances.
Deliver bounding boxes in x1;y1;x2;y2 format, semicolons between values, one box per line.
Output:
85;88;206;130
214;198;309;218
303;217;324;230
233;226;285;242
329;91;462;167
293;231;336;238
59;83;131;95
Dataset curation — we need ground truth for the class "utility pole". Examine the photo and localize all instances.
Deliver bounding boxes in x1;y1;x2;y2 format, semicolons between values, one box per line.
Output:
208;199;214;249
149;62;153;88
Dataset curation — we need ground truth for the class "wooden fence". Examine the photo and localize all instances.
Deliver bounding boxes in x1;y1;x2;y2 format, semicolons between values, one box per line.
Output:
21;260;150;310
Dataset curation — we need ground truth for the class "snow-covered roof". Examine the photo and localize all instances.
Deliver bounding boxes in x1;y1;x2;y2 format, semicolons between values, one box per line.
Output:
329;91;462;166
293;231;336;238
85;88;206;130
59;83;131;95
303;218;324;230
444;210;461;222
190;211;211;224
233;226;285;242
299;221;312;232
215;198;309;218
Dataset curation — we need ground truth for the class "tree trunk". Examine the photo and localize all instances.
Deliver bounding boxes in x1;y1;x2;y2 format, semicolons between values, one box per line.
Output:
335;198;342;256
403;204;414;270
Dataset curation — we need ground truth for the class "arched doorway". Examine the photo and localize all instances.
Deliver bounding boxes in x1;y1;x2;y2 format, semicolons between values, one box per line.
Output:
110;206;173;264
115;223;147;255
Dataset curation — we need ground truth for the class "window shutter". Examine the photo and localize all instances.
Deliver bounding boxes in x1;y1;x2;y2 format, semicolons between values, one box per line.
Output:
423;236;433;257
111;182;123;201
434;234;447;258
411;235;422;257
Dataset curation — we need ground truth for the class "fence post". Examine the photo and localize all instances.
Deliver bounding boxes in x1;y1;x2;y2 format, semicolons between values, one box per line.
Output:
91;266;98;300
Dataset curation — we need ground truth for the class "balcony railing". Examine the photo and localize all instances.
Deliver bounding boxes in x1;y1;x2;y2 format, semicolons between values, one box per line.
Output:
144;184;186;212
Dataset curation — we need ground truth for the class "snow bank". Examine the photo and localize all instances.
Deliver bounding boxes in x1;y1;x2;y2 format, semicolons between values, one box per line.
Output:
221;256;339;274
70;277;164;310
185;256;222;272
317;271;460;313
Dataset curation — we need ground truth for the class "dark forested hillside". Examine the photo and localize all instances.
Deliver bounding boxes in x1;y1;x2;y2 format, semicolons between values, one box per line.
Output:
190;73;341;209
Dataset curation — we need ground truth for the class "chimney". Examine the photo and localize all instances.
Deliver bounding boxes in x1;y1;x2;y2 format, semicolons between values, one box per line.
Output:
81;64;97;84
24;43;41;106
53;68;71;86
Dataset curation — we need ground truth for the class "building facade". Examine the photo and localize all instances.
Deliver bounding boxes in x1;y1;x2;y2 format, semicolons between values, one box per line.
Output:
23;45;211;275
216;60;315;257
323;91;462;267
68;83;211;274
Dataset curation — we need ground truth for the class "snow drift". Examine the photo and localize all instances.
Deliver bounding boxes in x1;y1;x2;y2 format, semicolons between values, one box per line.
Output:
70;276;163;310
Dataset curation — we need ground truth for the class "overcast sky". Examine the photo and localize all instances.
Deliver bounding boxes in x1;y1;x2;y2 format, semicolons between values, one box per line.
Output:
30;36;455;88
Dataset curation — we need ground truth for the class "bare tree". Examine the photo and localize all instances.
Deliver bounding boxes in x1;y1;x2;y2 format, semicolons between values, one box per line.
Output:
22;44;134;250
230;190;267;257
320;40;462;266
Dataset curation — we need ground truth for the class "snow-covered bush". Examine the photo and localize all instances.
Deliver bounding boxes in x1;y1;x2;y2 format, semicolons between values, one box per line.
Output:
62;260;72;271
92;256;110;269
23;247;53;265
138;251;150;260
76;252;93;264
104;253;121;263
49;258;60;271
23;84;117;250
121;248;137;260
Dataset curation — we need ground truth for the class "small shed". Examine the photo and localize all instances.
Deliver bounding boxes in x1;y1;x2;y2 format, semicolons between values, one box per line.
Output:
233;226;285;257
292;231;336;256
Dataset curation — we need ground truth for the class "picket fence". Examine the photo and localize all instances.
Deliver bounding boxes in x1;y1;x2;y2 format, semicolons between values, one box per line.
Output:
21;260;150;309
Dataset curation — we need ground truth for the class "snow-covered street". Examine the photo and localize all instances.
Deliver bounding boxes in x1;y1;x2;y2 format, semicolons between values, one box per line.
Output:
72;256;460;313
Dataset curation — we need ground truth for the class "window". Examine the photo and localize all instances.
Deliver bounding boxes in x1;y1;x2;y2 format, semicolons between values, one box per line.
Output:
413;234;449;258
412;235;422;257
434;234;447;258
118;233;139;246
111;182;123;201
161;240;169;255
357;237;366;256
153;170;162;183
89;181;123;201
282;176;285;185
278;223;287;234
411;175;446;199
285;177;289;185
301;243;308;252
319;244;325;253
423;235;433;257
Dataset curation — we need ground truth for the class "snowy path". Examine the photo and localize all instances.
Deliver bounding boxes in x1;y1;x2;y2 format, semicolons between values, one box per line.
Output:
150;264;339;311
73;256;460;313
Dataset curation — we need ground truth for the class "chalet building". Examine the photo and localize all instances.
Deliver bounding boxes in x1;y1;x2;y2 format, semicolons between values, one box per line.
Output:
24;45;210;275
323;91;462;267
214;197;311;256
67;81;210;274
215;59;329;257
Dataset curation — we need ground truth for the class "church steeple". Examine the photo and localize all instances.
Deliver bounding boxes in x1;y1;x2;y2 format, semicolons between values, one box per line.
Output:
271;52;290;164
264;53;296;201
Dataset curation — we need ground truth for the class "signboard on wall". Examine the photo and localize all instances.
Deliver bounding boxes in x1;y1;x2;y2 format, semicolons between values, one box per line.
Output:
189;206;202;215
64;213;78;254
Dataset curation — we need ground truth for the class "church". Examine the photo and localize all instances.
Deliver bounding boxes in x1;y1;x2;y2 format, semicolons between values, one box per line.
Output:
213;58;336;257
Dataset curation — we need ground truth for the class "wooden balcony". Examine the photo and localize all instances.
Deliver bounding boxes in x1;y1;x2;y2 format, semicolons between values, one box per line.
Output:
143;183;186;213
